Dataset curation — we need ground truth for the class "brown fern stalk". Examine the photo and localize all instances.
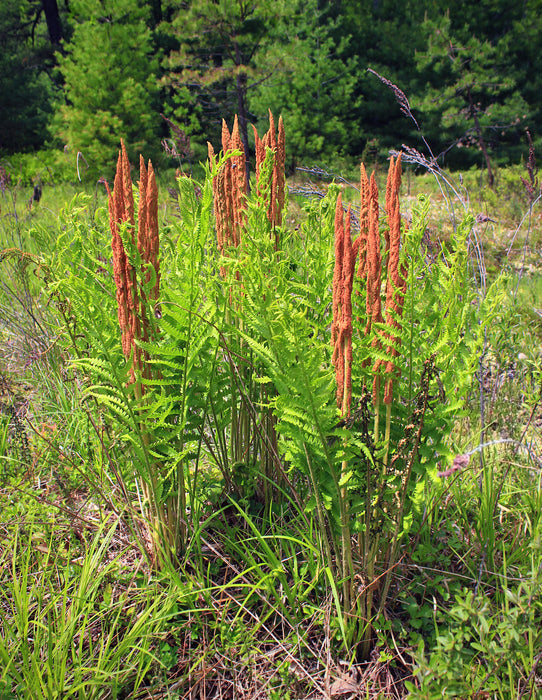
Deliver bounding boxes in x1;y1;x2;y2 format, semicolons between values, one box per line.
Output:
145;161;160;303
362;172;384;436
107;141;160;387
341;206;355;417
332;195;357;417
253;111;286;247
253;125;265;181
332;194;358;617
355;163;369;274
107;142;138;365
121;144;142;377
276;115;286;226
221;120;235;250
266;111;278;226
383;154;407;406
365;173;382;340
107;141;167;567
136;157;160;382
209;118;248;264
332;193;345;407
229;116;247;247
353;163;370;335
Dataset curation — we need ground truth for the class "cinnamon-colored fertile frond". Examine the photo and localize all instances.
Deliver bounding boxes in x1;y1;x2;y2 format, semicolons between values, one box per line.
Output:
119;142;140;368
340;205;355;415
332;193;344;356
221;119;231;154
276;116;286;226
137;155;148;261
253;112;286;240
109;156;131;358
381;154;406;405
253;125;264;177
146;160;160;302
332;196;357;416
355;162;369;281
209;117;248;260
120;140;135;230
110;144;139;360
366;172;382;336
109;143;160;388
230;115;247;246
268;113;278;227
366;173;384;404
385;154;402;269
207;142;216;168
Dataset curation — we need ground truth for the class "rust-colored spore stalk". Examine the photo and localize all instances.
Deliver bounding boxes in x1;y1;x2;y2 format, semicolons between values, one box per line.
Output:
332;194;356;417
253;110;286;232
208;115;247;256
106;140;160;387
208;112;285;263
334;154;408;415
382;154;408;405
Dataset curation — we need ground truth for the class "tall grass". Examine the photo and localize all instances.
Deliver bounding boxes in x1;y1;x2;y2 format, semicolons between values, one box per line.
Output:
0;518;184;698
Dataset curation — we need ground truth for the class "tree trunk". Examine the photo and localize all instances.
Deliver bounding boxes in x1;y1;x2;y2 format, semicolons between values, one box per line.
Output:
41;0;63;45
233;37;251;192
235;71;251;191
467;87;494;188
149;0;162;27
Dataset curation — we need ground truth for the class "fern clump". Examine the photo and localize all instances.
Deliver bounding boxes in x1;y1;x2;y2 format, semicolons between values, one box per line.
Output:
37;123;499;661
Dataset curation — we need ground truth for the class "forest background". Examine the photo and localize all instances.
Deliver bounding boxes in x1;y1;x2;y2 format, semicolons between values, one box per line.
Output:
1;0;540;181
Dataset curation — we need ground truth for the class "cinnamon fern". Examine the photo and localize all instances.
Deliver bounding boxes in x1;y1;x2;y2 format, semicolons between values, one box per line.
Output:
38;130;500;660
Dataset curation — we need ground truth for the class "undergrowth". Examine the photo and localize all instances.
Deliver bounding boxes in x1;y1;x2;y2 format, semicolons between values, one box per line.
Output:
0;133;541;698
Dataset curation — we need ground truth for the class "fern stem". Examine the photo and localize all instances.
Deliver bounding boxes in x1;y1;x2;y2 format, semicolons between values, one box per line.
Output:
373;376;380;443
340;336;354;619
383;400;392;468
303;443;335;576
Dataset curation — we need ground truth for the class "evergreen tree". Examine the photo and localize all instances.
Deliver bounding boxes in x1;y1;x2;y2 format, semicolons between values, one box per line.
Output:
54;0;160;179
162;0;290;179
414;12;529;179
248;0;359;168
0;0;63;153
500;0;542;158
319;0;430;164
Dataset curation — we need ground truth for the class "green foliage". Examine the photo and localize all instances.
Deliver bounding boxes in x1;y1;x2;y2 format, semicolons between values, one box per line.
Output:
162;0;289;153
407;569;542;699
1;149;75;186
0;0;56;152
414;12;530;172
249;0;360;166
28;148;502;661
53;0;160;179
4;0;542;171
1;138;540;693
0;519;184;699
